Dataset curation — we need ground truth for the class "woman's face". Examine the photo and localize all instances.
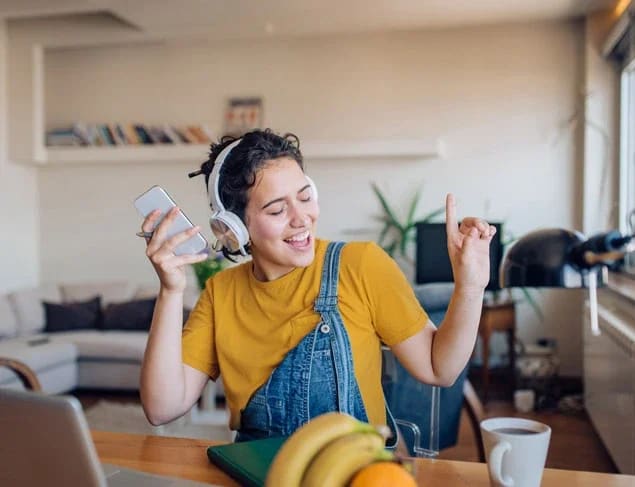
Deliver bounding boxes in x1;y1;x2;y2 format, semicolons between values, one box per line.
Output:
244;157;319;281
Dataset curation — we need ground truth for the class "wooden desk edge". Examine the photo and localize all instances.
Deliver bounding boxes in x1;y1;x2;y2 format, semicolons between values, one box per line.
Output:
91;430;240;486
91;430;635;487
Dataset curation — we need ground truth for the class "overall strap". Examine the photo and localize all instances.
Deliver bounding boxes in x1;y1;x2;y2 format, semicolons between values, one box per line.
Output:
313;241;345;313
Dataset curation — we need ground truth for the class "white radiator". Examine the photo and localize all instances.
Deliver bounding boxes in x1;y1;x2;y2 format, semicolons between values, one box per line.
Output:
584;292;635;474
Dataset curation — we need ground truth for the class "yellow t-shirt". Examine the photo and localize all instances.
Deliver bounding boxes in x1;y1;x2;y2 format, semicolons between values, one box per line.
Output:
182;239;428;430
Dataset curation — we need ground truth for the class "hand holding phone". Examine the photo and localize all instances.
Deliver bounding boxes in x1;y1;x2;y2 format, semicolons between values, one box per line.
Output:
134;185;209;256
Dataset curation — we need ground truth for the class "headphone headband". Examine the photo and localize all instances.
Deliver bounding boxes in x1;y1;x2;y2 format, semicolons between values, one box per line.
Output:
206;136;318;257
208;138;242;213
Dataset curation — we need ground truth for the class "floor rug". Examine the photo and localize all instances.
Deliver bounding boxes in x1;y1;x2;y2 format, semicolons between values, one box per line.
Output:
84;400;233;442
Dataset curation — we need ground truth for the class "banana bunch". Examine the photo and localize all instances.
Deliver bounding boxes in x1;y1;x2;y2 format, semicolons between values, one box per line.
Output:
265;412;396;487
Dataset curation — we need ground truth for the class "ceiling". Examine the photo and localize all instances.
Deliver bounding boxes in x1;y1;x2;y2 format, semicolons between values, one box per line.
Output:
0;0;620;42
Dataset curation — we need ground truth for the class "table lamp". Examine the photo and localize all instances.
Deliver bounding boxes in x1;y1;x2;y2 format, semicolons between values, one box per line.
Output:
499;228;634;335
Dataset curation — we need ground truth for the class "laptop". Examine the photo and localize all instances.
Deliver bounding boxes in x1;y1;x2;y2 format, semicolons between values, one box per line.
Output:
0;388;214;486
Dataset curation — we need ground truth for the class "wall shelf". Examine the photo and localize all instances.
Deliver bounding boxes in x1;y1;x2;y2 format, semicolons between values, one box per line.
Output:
33;138;444;166
41;144;211;165
16;47;444;166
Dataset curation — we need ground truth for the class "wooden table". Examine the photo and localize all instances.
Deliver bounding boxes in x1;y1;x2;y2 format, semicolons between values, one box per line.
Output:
478;301;516;402
92;430;635;486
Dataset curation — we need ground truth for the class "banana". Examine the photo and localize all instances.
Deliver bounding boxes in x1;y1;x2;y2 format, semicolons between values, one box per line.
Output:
265;412;380;487
301;432;394;487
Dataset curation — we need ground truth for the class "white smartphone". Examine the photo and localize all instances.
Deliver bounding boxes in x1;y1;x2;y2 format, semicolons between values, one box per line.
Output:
134;185;209;256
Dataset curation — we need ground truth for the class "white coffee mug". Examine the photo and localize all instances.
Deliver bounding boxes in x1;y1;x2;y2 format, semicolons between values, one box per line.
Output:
480;417;551;487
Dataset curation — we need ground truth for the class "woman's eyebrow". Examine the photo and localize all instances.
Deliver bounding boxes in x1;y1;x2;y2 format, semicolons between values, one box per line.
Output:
261;184;311;209
262;197;285;210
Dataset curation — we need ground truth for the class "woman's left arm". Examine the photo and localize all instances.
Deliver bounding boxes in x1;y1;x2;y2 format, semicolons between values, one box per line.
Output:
391;194;496;386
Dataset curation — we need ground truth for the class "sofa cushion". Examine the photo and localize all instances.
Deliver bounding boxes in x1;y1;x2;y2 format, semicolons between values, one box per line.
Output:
8;284;62;336
0;336;77;384
101;298;156;331
0;294;19;339
134;283;200;311
60;281;137;307
44;296;102;333
48;331;148;362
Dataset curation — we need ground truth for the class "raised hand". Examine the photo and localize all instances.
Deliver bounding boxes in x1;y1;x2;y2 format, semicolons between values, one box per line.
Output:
141;207;208;293
445;194;496;295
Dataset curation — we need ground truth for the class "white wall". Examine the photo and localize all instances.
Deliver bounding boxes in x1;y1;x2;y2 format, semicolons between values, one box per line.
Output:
2;19;586;374
0;19;40;293
37;21;586;374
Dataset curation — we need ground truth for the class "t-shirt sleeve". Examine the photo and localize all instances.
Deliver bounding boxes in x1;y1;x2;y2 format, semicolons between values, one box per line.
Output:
358;242;429;346
182;280;219;380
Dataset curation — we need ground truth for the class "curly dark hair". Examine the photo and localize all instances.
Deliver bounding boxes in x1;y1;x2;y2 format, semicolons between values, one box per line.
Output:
193;129;304;259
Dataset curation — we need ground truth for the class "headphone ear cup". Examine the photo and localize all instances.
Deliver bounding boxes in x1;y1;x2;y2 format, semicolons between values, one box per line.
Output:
210;211;250;254
306;176;318;202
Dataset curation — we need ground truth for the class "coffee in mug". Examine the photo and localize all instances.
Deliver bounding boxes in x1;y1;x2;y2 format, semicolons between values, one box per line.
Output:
491;427;538;435
481;417;551;487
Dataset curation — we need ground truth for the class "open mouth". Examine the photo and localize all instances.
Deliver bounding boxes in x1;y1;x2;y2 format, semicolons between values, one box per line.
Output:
284;230;312;249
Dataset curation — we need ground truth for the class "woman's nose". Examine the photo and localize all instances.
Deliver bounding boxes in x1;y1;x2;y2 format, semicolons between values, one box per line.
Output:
289;204;310;227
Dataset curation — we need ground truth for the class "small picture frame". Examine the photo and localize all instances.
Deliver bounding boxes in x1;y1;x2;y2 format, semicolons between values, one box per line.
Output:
224;97;263;136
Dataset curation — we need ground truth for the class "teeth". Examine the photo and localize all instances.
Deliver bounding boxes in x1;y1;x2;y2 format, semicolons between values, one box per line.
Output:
286;231;309;242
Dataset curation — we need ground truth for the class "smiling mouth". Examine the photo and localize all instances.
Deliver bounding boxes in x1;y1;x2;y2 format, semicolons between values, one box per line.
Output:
284;231;311;249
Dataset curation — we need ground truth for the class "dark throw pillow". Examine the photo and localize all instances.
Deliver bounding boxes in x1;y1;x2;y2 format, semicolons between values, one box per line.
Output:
43;296;102;333
101;298;157;331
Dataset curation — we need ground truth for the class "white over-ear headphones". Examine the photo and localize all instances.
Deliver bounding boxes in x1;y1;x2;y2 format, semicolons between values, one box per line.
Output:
207;138;318;256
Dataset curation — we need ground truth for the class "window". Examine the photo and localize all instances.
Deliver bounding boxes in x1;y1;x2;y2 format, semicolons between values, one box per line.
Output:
607;7;635;276
620;60;635;276
620;65;635;226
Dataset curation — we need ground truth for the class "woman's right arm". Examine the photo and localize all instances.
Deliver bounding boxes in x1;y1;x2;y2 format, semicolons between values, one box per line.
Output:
138;207;210;425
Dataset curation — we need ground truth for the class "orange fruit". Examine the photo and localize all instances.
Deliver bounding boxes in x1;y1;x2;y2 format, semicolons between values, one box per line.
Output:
349;461;417;487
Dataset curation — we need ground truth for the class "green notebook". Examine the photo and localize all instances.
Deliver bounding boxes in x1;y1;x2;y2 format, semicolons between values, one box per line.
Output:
207;437;287;487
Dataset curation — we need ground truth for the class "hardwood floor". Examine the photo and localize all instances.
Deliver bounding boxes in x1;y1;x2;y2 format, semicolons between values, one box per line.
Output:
438;400;618;473
73;379;619;474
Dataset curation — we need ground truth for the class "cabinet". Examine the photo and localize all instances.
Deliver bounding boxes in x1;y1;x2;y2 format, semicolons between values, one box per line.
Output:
583;284;635;474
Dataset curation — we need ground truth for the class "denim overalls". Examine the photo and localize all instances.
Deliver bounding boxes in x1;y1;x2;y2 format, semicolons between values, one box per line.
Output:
237;241;391;442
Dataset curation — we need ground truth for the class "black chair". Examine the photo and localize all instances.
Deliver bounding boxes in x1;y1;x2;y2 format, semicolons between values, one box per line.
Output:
382;283;485;461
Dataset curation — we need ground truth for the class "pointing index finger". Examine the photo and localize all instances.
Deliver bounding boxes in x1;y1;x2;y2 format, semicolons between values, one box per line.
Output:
445;193;458;237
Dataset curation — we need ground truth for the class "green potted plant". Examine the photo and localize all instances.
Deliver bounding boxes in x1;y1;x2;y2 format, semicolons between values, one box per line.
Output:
372;184;544;321
191;252;227;290
371;182;445;266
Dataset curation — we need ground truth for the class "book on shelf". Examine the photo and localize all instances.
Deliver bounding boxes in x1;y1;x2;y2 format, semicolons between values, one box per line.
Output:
46;128;81;147
171;127;191;143
108;124;126;145
123;124;141;144
178;126;201;144
133;124;153;145
98;125;116;146
162;124;184;144
147;125;174;144
46;122;215;147
188;125;211;143
72;122;92;146
88;125;106;146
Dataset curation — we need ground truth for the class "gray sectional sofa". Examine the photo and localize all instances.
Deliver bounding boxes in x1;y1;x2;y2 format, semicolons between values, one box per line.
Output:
0;281;200;393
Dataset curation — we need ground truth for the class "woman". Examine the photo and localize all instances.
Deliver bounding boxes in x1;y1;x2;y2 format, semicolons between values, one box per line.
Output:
139;129;495;442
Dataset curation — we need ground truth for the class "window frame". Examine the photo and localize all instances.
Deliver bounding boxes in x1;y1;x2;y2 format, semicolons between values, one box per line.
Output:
619;57;635;275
